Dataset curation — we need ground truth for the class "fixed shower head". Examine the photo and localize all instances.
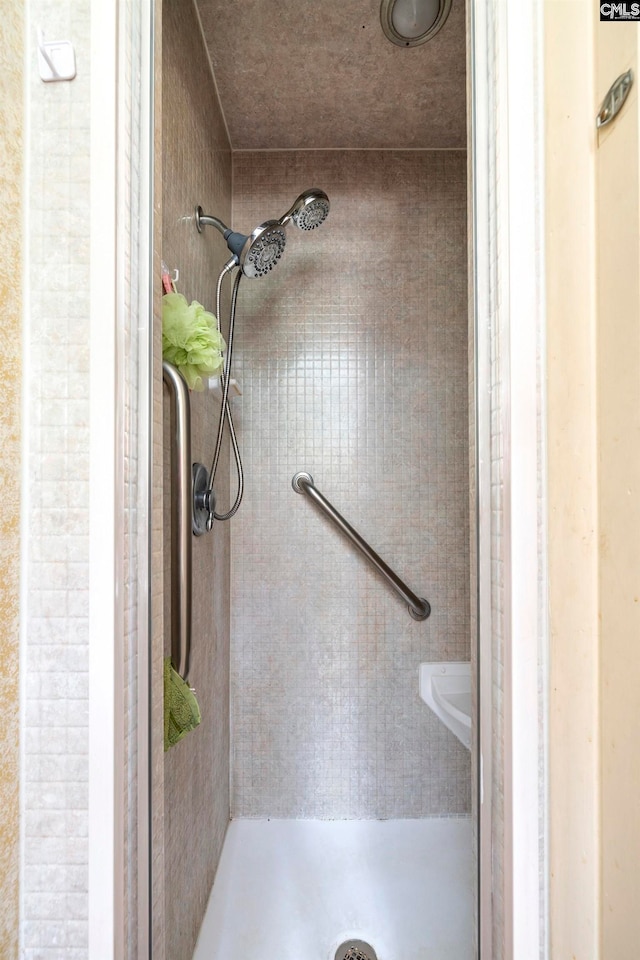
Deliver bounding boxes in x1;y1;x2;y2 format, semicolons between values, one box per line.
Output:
279;188;331;231
195;187;329;279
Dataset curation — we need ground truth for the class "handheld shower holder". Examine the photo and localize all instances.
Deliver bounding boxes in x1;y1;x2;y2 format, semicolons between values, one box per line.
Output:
192;462;214;536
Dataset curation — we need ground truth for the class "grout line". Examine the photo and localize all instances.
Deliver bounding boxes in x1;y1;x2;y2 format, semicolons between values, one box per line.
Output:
231;146;467;154
192;0;234;151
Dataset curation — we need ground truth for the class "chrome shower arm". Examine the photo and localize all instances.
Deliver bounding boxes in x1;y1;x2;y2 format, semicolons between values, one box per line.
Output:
195;206;230;236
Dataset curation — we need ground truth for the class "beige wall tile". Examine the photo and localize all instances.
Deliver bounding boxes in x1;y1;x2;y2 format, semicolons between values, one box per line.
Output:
230;149;470;818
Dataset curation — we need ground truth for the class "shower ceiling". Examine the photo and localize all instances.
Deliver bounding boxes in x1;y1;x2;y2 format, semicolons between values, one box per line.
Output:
194;0;466;150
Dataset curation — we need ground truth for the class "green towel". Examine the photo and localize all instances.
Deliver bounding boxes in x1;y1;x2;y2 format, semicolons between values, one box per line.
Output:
164;657;202;751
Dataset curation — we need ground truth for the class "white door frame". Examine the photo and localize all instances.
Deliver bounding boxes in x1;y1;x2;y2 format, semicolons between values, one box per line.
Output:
87;0;154;956
471;1;548;958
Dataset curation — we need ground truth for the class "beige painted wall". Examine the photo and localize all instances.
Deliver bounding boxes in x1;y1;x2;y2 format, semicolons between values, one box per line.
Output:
545;4;600;958
547;5;640;958
0;4;23;958
595;21;640;960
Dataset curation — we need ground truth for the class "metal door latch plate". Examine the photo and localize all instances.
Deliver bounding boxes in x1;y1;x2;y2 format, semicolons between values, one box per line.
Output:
597;69;633;129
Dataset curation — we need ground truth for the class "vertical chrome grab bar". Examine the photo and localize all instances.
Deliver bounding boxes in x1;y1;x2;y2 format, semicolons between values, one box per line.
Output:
292;472;431;621
163;361;192;680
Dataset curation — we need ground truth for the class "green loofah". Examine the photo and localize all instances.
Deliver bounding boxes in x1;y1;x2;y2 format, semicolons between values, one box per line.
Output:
164;657;202;750
162;292;225;391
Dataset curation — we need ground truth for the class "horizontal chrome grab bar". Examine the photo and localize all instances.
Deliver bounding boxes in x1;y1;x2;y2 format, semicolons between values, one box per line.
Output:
292;472;431;621
163;361;192;680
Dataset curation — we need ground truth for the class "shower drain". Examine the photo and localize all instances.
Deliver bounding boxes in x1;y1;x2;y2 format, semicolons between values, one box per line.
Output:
334;940;378;960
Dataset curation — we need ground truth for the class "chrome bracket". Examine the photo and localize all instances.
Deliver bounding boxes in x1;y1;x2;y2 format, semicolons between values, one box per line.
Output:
192;463;213;536
597;69;633;129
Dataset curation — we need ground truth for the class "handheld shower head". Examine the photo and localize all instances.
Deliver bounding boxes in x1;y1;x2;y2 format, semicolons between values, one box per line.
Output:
195;206;286;278
195;187;329;279
227;220;287;279
279;189;331;231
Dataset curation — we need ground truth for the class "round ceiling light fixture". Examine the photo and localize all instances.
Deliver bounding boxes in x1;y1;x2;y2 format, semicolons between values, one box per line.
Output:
380;0;452;46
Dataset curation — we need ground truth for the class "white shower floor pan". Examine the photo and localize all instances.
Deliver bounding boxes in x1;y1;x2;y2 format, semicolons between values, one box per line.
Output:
192;818;473;960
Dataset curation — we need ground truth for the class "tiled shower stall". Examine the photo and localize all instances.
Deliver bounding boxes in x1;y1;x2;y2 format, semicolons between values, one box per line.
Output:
158;3;472;959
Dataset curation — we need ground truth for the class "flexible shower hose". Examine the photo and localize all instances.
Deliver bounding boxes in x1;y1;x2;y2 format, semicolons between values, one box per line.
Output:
206;258;244;525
